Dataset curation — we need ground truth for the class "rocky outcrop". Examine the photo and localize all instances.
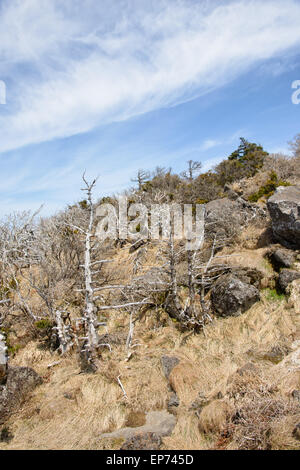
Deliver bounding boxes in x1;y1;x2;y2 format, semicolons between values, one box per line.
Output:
205;198;248;238
205;197;264;239
167;392;180;410
0;367;42;424
270;248;297;270
211;274;260;317
277;269;300;293
161;356;180;380
101;410;176;441
267;186;300;248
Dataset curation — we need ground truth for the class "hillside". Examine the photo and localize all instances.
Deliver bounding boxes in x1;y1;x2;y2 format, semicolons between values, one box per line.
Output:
1;138;300;450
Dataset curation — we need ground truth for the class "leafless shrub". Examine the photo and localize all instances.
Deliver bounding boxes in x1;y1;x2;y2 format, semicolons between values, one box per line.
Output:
227;374;300;450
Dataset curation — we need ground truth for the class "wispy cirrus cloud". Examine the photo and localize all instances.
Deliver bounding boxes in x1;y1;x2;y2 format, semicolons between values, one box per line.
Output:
1;0;300;154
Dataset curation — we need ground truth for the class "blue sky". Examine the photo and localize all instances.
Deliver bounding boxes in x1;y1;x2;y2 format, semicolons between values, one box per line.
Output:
0;0;300;216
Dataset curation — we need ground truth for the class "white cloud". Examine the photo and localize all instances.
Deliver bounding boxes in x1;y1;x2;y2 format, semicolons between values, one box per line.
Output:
1;0;300;153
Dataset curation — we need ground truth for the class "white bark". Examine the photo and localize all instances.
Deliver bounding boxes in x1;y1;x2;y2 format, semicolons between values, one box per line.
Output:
82;175;99;353
54;310;73;354
0;332;8;378
126;312;135;353
117;375;128;399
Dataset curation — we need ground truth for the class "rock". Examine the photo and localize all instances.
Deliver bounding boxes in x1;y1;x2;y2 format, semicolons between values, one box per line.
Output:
277;269;300;293
167;392;180;409
205;198;248;238
0;366;42;424
267;186;300;248
223;185;240;201
270;249;297;270
161;356;180;380
292;423;300;441
120;432;162;450
0;426;14;443
291;390;300;402
101;410;176;440
230;267;263;288
211;274;260;317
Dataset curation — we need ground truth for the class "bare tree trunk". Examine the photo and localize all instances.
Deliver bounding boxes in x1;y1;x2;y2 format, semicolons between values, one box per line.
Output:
126;312;134;354
81;175;100;367
187;248;196;315
54;310;73;355
0;332;7;380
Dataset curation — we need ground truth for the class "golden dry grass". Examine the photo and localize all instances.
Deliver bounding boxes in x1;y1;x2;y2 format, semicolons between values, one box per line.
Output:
1;233;300;450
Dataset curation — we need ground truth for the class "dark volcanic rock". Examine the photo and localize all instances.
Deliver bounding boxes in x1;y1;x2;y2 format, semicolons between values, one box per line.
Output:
120;432;162;450
167;392;180;409
270;248;297;270
0;426;14;443
267;186;300;249
161;356;180;380
205;198;248;238
0;366;42;424
230;267;263;288
292;423;300;441
277;269;300;293
211;274;260;317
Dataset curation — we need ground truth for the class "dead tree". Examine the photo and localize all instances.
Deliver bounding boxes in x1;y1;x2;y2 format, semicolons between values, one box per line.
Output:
78;174;102;369
0;331;7;379
181;160;202;182
0;211;39;322
131;169;150;190
73;174;150;372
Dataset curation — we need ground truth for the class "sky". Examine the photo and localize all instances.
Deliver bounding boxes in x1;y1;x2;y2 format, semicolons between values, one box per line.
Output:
0;0;300;216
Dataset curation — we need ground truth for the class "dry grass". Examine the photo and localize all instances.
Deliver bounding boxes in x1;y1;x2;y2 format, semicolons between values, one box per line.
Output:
226;374;300;450
1;231;300;450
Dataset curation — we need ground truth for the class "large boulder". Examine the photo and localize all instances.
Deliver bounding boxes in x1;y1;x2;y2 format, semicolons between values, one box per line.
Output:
270;248;297;270
277;269;300;293
101;410;176;441
267;186;300;248
211;274;260;317
205;198;248;238
0;366;42;424
161;356;180;380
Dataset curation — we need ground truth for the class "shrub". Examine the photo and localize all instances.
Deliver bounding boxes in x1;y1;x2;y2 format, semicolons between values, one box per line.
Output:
248;171;291;202
35;318;53;330
228;375;300;450
214;138;269;186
